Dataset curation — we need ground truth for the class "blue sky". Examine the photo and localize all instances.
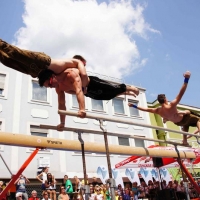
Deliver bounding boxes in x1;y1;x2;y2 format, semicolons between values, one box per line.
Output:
0;0;199;107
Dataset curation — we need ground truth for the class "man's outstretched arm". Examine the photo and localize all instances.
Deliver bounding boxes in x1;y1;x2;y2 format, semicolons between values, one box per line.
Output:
128;103;159;114
170;71;191;106
56;88;66;131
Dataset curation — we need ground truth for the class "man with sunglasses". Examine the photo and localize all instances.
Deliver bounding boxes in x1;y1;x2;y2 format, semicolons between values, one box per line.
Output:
129;71;200;145
28;190;40;200
38;58;139;131
0;39;88;88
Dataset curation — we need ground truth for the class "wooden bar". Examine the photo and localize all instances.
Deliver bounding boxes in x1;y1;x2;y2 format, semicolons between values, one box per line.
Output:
58;110;200;138
0;132;195;158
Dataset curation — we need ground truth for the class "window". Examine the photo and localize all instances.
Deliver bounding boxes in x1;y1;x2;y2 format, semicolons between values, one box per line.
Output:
72;94;79;108
118;137;130;146
30;125;48;137
0;74;6;96
32;80;47;102
129;101;139;116
134;137;145;147
91;99;103;111
113;98;125;114
28;125;51;153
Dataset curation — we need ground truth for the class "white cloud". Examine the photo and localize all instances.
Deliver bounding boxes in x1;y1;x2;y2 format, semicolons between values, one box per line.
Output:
14;0;159;78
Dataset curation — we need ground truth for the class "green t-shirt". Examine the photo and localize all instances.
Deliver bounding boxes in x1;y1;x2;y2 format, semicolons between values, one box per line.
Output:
105;190;111;200
65;179;73;193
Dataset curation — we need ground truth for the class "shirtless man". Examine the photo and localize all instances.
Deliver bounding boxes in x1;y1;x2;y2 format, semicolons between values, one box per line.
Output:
129;71;200;145
0;39;88;87
39;66;139;131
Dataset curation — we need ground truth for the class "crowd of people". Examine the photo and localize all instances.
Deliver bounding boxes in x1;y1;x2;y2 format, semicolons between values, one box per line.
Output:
1;167;200;200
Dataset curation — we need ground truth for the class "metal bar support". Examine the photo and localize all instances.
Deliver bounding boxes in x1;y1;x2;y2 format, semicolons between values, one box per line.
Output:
99;119;116;200
0;154;13;176
175;145;190;200
77;132;90;200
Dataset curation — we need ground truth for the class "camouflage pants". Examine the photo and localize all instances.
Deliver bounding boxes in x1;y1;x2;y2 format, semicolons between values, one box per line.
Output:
0;39;51;77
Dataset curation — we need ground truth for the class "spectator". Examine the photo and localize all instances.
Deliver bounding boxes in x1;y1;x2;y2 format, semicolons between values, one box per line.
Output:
129;191;134;200
63;175;73;200
101;184;107;199
0;181;10;200
115;190;119;200
45;173;56;200
118;196;123;200
76;190;84;200
28;190;40;200
131;182;139;200
94;185;104;196
36;167;49;191
92;177;99;187
89;185;96;200
80;174;89;188
41;191;51;200
176;180;186;200
161;180;167;189
122;188;131;200
117;184;123;196
148;181;156;200
16;192;23;200
173;180;178;191
94;188;104;200
138;181;148;199
105;185;111;200
74;176;81;192
167;181;174;189
58;186;69;200
14;174;30;200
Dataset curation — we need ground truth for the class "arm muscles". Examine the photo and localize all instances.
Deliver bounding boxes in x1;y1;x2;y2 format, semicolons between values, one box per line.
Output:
69;73;85;112
56;88;66;123
171;82;188;106
137;106;159;114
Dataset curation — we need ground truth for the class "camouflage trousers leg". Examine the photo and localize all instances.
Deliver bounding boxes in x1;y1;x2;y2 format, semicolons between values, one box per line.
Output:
0;39;51;77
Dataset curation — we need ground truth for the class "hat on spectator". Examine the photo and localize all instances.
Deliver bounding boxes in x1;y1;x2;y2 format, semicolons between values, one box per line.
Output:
16;192;23;197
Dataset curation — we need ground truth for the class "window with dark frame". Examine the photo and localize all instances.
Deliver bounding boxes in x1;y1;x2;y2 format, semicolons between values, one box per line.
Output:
91;99;104;111
118;137;130;146
113;98;125;114
30;125;48;137
134;137;145;147
0;74;6;96
32;81;47;102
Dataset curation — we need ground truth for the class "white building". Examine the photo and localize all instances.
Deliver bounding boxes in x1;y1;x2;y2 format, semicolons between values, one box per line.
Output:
0;64;154;180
